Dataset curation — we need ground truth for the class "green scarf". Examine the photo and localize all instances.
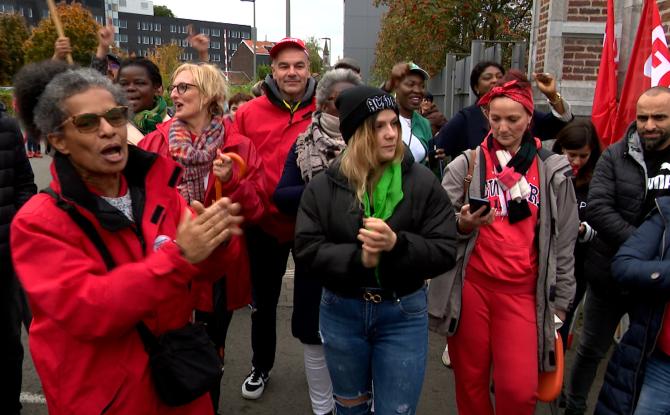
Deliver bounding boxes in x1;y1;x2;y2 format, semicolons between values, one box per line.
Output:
362;162;403;285
132;96;168;135
362;162;404;220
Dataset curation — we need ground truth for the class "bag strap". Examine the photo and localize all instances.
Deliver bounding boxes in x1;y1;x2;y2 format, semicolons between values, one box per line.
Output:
463;149;477;200
41;188;159;349
41;188;116;270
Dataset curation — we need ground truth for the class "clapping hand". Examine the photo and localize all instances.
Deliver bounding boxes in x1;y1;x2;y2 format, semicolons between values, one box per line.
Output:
175;197;243;264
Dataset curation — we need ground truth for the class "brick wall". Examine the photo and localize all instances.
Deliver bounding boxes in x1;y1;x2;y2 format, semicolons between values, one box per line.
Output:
660;0;670;39
534;0;551;73
567;0;607;22
562;38;601;81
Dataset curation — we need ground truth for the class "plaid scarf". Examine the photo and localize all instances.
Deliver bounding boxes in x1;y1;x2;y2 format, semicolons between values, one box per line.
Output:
168;115;224;203
296;112;345;182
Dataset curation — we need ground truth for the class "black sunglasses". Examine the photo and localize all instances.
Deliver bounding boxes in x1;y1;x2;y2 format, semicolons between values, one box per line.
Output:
167;83;198;95
61;106;129;133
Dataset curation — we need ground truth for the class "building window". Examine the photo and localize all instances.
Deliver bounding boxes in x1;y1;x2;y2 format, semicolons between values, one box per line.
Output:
113;18;118;26
200;28;210;35
41;10;49;18
231;43;237;51
212;54;221;62
118;34;128;43
155;23;161;32
120;0;127;6
143;36;150;44
155;37;161;45
119;19;127;28
95;15;103;24
142;22;151;31
137;21;140;30
212;28;220;37
141;2;149;9
212;41;220;50
170;24;176;33
242;32;250;39
28;8;32;17
137;35;141;44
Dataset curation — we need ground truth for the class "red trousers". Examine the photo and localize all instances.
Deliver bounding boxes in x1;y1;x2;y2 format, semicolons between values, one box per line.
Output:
450;279;538;415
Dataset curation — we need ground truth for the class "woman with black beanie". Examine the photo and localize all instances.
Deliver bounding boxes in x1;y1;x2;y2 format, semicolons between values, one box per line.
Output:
294;86;457;414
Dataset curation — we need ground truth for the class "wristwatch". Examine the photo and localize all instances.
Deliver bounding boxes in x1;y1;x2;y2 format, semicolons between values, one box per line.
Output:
548;92;562;106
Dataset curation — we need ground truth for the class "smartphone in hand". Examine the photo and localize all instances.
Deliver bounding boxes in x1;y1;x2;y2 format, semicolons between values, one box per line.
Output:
468;197;491;216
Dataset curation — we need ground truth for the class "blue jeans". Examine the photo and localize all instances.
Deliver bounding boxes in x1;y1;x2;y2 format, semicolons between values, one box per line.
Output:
319;286;428;415
634;353;670;415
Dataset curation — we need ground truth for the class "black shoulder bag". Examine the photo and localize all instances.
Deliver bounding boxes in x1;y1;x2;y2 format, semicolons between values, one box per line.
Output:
42;188;222;407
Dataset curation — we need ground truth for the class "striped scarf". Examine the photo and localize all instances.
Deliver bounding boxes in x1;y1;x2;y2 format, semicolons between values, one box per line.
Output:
168;115;224;203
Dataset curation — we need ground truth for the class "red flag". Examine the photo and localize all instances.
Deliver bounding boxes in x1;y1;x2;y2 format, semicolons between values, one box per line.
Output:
612;0;670;143
591;0;618;147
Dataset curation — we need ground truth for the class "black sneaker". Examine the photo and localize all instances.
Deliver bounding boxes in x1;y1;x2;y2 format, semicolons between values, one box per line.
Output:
241;368;269;399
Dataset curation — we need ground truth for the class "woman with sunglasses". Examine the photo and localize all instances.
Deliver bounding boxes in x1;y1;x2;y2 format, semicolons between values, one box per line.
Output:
139;63;265;412
10;68;244;415
428;70;578;415
294;86;457;414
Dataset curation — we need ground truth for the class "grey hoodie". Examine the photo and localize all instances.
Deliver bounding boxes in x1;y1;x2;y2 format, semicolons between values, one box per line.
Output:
427;146;578;371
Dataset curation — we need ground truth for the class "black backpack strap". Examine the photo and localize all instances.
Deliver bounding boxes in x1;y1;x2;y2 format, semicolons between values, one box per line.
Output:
41;188;116;270
41;188;158;347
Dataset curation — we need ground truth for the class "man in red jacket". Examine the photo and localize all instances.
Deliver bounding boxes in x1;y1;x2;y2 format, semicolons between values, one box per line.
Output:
232;37;317;400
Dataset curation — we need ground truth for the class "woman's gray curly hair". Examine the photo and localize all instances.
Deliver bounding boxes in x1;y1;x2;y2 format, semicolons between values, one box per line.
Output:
35;68;128;136
315;68;362;109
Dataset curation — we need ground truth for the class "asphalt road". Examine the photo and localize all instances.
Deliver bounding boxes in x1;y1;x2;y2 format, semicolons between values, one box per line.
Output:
18;154;604;414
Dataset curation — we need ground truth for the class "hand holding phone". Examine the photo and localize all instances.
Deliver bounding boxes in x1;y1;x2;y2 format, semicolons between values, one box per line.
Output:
468;197;491;216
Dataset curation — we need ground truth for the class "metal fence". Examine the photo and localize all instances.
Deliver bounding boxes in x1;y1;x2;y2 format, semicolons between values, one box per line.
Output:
428;40;527;119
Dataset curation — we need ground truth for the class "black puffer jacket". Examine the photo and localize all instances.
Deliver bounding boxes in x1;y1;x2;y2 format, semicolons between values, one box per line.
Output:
596;196;670;415
585;123;648;293
0;112;37;274
294;152;457;295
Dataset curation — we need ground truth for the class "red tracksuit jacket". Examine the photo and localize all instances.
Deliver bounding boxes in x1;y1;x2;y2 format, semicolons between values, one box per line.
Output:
10;147;239;415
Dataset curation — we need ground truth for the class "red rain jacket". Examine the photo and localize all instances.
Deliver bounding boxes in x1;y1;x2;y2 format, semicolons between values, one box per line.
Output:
10;147;240;415
231;78;316;242
139;118;265;310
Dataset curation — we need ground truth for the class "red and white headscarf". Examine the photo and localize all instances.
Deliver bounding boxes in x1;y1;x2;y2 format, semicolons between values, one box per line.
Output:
477;79;534;115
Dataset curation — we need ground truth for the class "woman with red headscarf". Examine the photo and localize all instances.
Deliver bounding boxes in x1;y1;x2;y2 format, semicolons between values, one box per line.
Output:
427;70;579;415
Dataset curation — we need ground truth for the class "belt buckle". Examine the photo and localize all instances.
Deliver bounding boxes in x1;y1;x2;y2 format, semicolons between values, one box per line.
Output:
364;291;382;304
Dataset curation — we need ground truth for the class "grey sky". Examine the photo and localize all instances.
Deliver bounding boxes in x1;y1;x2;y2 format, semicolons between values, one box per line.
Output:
154;0;344;62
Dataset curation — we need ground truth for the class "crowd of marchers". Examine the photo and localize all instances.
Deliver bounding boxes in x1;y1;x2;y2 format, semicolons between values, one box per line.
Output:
1;21;670;415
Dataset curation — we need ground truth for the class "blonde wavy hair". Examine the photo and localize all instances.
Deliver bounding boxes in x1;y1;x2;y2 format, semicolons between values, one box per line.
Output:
340;114;404;204
172;63;228;115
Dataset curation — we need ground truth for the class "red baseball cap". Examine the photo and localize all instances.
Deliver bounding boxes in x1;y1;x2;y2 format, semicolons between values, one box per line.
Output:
269;37;307;59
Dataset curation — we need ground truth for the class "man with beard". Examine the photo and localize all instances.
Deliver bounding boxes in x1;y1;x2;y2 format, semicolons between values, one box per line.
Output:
564;86;670;415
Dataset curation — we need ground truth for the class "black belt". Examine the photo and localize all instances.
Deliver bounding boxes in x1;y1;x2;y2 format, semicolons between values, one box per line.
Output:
329;284;424;304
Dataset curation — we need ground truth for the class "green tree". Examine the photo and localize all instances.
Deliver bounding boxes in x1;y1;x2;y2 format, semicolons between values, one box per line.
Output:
256;64;271;80
372;0;532;81
153;5;175;18
305;37;324;76
0;13;30;85
23;3;99;65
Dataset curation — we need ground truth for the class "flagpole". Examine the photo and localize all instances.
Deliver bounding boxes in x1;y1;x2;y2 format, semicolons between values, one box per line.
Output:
253;1;257;81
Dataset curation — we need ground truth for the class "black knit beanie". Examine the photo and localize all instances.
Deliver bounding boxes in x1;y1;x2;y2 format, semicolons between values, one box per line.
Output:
336;86;399;143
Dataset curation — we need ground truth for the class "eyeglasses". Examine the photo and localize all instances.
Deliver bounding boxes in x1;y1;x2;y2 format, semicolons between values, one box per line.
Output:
60;106;129;133
168;83;198;95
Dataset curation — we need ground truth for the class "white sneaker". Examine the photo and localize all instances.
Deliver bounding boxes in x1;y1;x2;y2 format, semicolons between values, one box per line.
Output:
442;343;452;368
242;368;269;400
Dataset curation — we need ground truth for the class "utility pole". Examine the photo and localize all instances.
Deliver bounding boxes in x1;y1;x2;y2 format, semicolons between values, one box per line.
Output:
252;1;257;81
286;0;291;37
